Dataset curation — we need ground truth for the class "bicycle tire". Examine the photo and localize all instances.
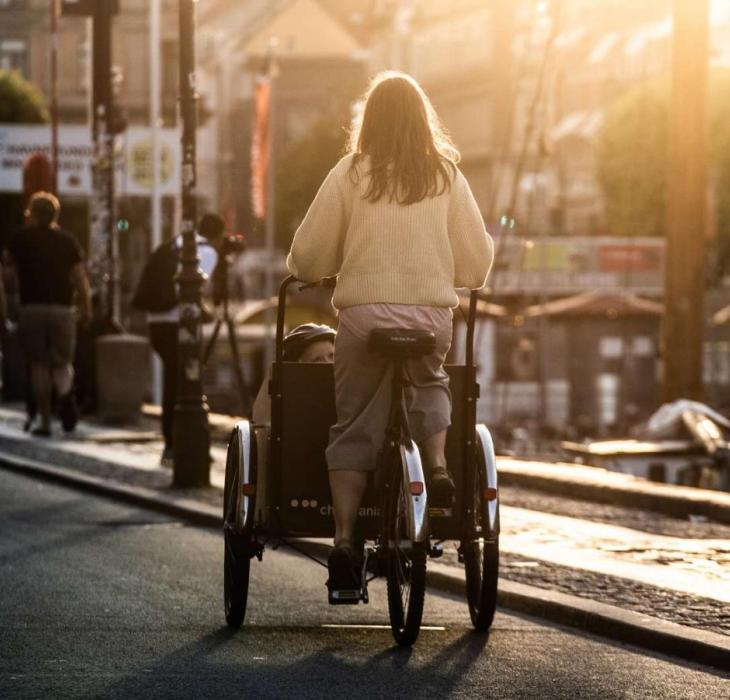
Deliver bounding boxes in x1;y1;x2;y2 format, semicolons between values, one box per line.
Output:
463;435;499;631
385;448;427;647
224;529;250;628
223;426;252;628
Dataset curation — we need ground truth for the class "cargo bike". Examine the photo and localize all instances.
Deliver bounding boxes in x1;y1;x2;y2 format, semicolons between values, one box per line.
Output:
223;276;500;646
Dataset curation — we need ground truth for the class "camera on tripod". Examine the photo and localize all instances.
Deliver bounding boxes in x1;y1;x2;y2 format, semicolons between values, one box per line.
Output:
211;233;246;307
219;233;247;257
202;230;251;415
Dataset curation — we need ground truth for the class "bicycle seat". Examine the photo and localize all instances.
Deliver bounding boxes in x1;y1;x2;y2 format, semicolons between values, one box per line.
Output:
368;328;437;359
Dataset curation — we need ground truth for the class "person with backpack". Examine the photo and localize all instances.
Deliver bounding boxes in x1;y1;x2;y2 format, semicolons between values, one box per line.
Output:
133;214;225;466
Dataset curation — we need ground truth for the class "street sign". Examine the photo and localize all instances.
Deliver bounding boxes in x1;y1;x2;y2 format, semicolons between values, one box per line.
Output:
61;0;119;16
0;125;180;197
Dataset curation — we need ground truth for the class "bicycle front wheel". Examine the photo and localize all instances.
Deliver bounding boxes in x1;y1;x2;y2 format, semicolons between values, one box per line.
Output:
463;427;499;631
384;448;427;647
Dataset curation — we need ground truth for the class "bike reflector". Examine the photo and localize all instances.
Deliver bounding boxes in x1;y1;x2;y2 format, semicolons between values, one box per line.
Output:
482;487;497;501
409;481;424;496
242;483;256;496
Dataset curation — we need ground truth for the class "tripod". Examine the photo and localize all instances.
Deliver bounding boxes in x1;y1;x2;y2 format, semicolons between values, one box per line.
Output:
202;256;252;416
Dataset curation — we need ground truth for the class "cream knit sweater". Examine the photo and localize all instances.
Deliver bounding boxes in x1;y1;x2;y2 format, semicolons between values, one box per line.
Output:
286;154;494;309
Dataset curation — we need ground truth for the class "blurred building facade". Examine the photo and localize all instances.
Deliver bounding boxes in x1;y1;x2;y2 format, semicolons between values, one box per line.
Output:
0;0;180;124
197;0;367;243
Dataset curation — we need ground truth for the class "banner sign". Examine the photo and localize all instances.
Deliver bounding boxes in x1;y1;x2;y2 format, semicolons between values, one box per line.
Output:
494;237;664;294
251;76;271;219
0;124;180;197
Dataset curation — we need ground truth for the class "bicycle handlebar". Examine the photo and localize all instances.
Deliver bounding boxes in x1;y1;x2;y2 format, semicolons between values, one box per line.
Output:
275;275;479;370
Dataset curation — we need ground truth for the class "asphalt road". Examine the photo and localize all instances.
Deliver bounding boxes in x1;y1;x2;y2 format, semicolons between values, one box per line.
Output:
1;469;728;700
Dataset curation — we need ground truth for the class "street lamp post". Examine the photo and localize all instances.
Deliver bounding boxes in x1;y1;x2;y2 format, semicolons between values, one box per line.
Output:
50;0;59;194
173;0;210;487
662;0;709;402
61;0;120;324
90;0;117;325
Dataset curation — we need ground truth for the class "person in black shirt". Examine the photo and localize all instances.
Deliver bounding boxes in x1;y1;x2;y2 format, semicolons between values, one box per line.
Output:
4;192;92;436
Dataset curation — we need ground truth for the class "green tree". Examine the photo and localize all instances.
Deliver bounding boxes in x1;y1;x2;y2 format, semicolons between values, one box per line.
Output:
596;79;669;237
597;69;730;244
275;111;350;250
0;69;49;123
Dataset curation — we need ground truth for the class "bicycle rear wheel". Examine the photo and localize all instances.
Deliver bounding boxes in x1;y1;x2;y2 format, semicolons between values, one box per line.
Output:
223;424;254;628
463;430;499;631
385;448;427;647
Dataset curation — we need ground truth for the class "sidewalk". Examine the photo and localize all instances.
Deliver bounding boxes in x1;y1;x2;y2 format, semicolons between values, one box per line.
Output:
1;403;729;667
498;456;730;524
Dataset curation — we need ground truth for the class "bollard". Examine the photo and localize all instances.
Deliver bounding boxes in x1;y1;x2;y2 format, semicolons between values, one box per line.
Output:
95;334;151;423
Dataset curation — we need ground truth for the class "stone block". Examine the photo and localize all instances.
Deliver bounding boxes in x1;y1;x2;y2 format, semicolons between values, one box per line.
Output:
95;334;151;423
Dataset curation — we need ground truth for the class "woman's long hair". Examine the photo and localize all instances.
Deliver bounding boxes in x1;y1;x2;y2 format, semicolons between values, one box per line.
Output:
347;71;460;205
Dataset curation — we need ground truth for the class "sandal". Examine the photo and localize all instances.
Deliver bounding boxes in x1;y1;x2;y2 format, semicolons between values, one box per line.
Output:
428;466;456;508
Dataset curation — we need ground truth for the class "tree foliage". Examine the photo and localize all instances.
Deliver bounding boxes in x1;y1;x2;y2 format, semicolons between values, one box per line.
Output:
274;111;350;250
597;69;730;247
0;69;49;124
596;80;669;237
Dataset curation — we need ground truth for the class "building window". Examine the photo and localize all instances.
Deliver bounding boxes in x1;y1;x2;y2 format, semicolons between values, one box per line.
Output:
0;38;27;75
632;336;654;357
600;336;623;359
596;373;619;427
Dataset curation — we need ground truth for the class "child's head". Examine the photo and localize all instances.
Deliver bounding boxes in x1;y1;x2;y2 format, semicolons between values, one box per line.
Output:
282;323;336;363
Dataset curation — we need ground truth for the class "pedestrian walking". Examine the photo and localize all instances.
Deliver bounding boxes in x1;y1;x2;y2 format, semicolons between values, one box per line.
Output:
3;192;92;436
132;213;225;466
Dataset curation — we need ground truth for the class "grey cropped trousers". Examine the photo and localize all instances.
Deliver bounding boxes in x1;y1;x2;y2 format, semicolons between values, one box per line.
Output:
325;303;453;472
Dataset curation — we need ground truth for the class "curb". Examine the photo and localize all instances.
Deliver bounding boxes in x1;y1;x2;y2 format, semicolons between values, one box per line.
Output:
425;563;730;671
498;460;730;524
1;450;728;671
0;450;220;529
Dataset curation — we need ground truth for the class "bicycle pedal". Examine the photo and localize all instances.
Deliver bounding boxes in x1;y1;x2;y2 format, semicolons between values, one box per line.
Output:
428;507;453;518
328;588;363;605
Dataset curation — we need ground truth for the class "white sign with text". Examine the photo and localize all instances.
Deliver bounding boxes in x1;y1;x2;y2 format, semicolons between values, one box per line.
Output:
0;124;180;196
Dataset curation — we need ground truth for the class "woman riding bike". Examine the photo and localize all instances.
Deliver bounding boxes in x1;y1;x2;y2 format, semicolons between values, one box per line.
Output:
286;71;494;594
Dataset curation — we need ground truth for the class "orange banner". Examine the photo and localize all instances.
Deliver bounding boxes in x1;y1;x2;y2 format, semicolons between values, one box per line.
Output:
251;76;271;220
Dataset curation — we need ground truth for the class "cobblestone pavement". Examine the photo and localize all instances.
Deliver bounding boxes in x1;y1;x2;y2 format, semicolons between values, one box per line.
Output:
498;552;730;636
500;506;730;603
430;542;730;636
2;405;730;638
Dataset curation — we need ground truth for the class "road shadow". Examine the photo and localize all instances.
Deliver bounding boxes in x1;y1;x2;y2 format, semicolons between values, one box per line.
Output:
100;626;492;699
